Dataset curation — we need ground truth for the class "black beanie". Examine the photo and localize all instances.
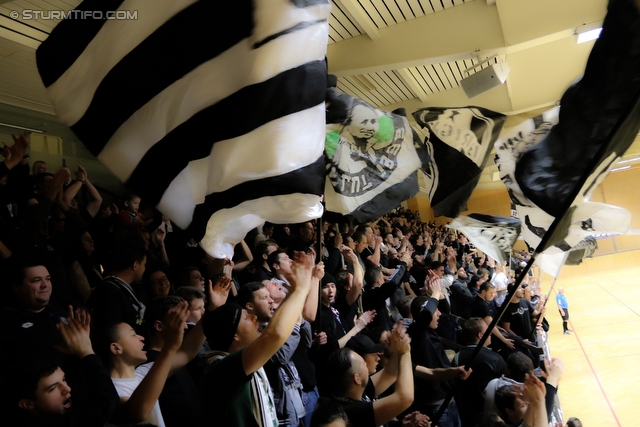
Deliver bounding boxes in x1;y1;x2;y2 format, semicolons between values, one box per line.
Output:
203;303;243;352
322;272;337;287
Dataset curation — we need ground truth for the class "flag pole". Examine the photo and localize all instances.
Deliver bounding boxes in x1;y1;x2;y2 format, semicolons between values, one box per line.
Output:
526;271;560;343
431;87;640;427
314;208;324;335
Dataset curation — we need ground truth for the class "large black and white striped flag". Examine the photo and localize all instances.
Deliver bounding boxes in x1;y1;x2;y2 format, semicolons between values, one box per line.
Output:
494;0;640;276
36;0;330;258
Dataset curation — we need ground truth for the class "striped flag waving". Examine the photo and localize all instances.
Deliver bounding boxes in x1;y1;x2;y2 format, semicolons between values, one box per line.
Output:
36;0;331;258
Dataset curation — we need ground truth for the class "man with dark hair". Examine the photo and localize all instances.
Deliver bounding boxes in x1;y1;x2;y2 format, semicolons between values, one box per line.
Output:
493;372;550;427
324;323;414;427
200;252;314;427
289;221;316;254
449;266;474;319
1;256;66;366
485;351;565;424
247;239;279;283
501;283;546;343
86;242;148;336
361;251;410;332
4;306;118;427
143;296;202;427
268;249;293;285
236;281;274;328
97;300;204;427
483;350;534;414
471;281;515;353
356;224;384;271
451;317;507;427
406;282;463;427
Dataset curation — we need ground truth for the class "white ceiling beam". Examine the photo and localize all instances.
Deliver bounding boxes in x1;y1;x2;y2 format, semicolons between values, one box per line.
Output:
331;26;576;78
339;0;380;41
0;15;48;42
0;27;41;49
396;68;429;104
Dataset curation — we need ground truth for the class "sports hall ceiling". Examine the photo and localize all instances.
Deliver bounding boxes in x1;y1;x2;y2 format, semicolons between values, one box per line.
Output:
0;0;638;192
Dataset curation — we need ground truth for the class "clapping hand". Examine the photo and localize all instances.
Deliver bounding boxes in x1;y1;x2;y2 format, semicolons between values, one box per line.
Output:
57;306;93;358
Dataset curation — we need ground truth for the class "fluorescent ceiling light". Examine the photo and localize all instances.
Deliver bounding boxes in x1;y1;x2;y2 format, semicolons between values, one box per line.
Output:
575;22;603;44
577;28;602;44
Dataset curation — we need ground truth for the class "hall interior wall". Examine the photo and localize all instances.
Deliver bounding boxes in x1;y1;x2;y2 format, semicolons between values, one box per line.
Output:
406;166;640;277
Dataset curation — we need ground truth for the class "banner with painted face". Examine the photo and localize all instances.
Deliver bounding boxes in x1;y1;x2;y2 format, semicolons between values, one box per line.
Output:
324;87;424;223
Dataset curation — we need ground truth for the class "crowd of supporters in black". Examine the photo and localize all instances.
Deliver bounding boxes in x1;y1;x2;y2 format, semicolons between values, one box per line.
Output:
0;135;579;427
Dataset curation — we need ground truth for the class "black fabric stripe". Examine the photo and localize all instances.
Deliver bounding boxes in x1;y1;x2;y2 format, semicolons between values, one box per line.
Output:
69;1;254;154
186;156;326;241
36;0;125;87
124;60;327;206
349;172;419;223
254;19;327;49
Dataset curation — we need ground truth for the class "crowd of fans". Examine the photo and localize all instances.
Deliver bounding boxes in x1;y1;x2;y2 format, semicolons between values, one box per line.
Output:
0;134;580;427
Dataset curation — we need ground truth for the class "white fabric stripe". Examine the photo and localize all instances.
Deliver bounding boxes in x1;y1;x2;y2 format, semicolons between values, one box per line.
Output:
46;0;198;125
252;0;331;44
98;22;328;182
207;105;325;191
156;104;325;228
195;194;324;259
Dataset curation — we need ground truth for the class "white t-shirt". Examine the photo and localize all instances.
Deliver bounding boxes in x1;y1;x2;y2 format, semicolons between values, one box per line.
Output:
110;362;165;427
492;272;510;307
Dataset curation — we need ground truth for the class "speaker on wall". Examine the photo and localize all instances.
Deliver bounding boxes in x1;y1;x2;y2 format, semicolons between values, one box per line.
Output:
460;62;510;98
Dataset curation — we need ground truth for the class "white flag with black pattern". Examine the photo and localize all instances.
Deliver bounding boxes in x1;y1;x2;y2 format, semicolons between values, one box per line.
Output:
448;213;521;265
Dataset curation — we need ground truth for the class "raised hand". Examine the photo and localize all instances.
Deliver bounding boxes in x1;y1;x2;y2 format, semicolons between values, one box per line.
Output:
355;310;376;329
312;260;325;281
76;165;87;183
389;320;411;354
520;371;546;403
4;132;29;168
333;232;343;249
424;270;442;299
208;276;232;310
162;301;189;352
57;305;94;358
283;251;314;294
340;246;358;265
47;167;71;200
155;227;166;245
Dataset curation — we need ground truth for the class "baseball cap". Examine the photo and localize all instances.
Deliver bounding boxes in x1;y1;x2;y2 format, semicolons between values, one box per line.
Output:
345;334;385;356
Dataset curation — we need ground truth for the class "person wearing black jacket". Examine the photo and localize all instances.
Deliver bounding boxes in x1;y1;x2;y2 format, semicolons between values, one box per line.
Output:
362;252;410;332
5;306;118;427
406;282;462;427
